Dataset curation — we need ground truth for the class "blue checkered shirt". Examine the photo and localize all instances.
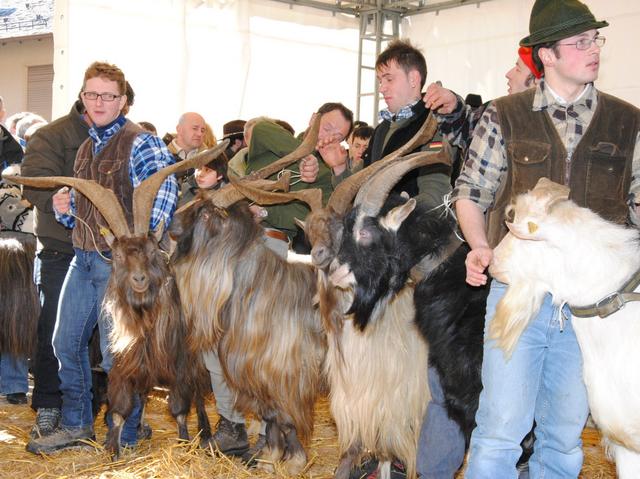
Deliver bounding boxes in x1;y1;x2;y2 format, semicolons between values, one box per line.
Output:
379;100;420;123
56;116;178;232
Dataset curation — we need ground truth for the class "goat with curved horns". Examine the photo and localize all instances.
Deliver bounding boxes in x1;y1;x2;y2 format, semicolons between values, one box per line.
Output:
3;143;231;458
169;181;324;475
490;177;640;477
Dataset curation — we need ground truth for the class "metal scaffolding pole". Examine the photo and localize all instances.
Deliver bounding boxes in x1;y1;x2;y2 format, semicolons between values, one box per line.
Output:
355;5;399;124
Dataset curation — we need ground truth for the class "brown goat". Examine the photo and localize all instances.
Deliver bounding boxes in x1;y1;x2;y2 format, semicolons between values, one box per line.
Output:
169;187;326;475
103;234;211;456
0;235;39;358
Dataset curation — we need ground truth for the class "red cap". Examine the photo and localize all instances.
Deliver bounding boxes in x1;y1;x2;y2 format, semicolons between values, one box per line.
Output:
518;46;543;79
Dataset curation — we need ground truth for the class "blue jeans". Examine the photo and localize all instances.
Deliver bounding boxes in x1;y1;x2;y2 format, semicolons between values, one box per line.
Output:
465;281;589;479
53;248;141;445
417;366;466;478
0;353;29;394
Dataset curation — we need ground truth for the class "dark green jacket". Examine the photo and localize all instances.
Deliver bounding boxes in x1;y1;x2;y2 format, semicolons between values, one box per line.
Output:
246;120;332;238
22;101;89;254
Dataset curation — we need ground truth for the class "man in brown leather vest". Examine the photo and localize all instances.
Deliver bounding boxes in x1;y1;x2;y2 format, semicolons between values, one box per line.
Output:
451;1;640;477
27;62;178;455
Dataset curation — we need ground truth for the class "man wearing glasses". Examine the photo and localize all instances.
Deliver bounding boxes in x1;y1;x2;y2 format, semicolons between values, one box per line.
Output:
27;61;178;454
452;0;640;477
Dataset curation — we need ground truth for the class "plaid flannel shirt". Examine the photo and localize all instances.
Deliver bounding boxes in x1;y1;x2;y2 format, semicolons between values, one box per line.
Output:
436;95;486;151
57;116;178;232
452;80;640;212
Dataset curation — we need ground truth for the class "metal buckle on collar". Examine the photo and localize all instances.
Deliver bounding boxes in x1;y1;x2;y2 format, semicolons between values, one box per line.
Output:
595;291;625;318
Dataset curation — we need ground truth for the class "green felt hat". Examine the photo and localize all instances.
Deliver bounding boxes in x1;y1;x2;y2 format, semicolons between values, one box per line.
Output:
520;0;608;47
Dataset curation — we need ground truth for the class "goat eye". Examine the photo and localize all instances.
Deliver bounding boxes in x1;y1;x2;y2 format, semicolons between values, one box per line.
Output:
527;221;538;234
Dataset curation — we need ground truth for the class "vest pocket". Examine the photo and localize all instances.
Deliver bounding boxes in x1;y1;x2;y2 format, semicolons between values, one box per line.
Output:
97;160;123;176
508;140;551;194
585;143;628;221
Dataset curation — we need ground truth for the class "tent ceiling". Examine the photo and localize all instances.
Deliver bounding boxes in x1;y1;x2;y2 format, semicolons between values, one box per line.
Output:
270;0;494;17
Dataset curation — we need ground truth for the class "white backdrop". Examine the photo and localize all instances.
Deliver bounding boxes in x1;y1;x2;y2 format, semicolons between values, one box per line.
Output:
53;0;362;137
52;0;640;137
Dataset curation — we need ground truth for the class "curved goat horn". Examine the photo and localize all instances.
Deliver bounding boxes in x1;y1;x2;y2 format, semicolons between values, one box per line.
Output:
133;140;229;236
176;173;293;214
250;113;321;180
228;175;323;212
326;112;438;215
354;149;451;218
1;175;131;239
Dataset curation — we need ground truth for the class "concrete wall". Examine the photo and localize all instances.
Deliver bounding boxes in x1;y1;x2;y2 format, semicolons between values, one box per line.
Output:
0;34;54;121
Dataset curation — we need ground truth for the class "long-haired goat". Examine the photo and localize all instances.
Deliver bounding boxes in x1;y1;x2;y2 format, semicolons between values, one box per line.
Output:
3;146;233;458
169;189;325;475
329;155;538;469
168;115;327;475
489;177;640;478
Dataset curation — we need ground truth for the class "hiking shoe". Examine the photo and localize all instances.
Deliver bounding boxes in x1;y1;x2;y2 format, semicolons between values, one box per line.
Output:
26;425;95;454
241;433;267;466
202;416;249;457
6;392;27;404
30;408;61;439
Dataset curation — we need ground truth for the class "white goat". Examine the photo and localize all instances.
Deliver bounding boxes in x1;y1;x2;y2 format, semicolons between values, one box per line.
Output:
489;177;640;477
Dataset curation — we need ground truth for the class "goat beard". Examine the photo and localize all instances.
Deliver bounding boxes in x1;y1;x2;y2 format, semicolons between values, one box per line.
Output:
347;271;401;331
488;281;546;358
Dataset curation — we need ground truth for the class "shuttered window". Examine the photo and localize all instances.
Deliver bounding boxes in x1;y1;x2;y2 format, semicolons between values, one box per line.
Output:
27;64;53;121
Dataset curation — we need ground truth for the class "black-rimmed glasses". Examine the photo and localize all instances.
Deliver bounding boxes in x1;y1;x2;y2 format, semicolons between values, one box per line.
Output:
82;91;122;102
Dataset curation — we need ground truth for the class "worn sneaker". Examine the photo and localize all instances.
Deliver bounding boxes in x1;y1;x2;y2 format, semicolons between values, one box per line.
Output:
6;392;27;405
26;425;95;454
241;433;267;466
30;408;61;439
202;416;249;457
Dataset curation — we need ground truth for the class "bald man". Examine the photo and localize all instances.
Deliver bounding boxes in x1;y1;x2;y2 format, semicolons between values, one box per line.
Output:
168;112;206;181
169;112;206;160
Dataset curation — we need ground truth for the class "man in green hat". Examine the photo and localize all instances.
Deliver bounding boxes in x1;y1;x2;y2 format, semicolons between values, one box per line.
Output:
451;0;640;477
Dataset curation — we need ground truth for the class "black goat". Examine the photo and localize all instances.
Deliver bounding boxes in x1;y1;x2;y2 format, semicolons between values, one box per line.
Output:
331;158;533;470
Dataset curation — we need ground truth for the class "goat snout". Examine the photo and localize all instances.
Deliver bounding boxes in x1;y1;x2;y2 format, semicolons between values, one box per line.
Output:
311;244;331;268
130;272;149;293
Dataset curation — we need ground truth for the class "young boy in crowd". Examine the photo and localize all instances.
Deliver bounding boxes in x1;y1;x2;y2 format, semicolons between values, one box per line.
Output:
178;152;228;207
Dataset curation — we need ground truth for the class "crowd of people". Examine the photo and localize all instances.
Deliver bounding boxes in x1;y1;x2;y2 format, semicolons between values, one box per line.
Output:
0;0;638;477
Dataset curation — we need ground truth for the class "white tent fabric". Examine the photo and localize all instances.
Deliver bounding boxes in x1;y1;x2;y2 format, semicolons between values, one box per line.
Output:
53;0;639;137
53;0;362;136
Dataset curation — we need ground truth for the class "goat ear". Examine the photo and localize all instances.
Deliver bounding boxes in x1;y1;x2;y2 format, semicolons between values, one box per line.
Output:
505;220;543;241
381;198;416;232
100;225;116;249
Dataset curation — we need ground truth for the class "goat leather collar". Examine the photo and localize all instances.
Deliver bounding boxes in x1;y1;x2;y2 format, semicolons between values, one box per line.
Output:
569;267;640;318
